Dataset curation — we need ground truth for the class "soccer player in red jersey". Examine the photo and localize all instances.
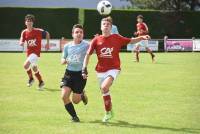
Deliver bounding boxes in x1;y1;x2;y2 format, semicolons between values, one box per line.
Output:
19;14;50;90
133;15;155;62
82;16;150;122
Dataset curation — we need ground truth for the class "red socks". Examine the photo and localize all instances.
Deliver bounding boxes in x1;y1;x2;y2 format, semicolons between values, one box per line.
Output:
35;71;43;82
103;92;112;112
27;69;33;79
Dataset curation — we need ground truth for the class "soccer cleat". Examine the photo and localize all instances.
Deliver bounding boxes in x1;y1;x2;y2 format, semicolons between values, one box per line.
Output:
81;90;88;105
71;116;80;122
38;81;45;90
102;110;114;123
27;78;34;87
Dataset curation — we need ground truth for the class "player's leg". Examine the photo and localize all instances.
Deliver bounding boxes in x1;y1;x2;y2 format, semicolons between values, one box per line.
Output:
24;56;34;87
133;43;140;62
72;93;82;104
101;76;114;122
30;54;44;89
72;74;88;105
97;69;120;122
135;46;140;62
61;86;79;122
32;65;44;89
101;76;113;110
61;70;80;122
145;47;155;63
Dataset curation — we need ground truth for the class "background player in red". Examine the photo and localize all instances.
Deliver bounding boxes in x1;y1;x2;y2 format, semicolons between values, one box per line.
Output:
133;14;155;62
19;14;50;90
82;16;150;122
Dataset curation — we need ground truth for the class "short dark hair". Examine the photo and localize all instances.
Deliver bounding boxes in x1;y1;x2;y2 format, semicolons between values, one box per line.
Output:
25;14;35;22
101;16;113;24
137;14;144;19
72;24;84;32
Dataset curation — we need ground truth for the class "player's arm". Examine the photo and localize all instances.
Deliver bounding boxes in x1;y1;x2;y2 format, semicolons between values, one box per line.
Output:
61;58;68;65
19;31;25;46
144;23;149;33
82;38;96;79
45;31;50;50
41;30;50;50
82;53;91;79
61;45;68;65
129;35;150;44
45;31;50;44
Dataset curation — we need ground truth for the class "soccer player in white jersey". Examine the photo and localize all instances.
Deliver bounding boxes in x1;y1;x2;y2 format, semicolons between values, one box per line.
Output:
60;24;89;122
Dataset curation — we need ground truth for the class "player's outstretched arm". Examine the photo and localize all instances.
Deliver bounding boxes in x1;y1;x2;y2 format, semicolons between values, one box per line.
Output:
129;35;150;44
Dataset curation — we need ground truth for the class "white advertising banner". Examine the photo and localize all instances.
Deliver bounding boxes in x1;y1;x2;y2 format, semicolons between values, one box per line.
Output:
41;39;60;51
127;40;159;51
193;39;200;51
0;39;61;51
0;39;23;51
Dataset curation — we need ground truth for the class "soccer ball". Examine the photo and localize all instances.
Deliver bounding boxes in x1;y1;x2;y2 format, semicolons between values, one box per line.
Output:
97;0;112;15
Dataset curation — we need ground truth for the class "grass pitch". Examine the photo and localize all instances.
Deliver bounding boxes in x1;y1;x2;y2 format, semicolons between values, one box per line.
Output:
0;52;200;134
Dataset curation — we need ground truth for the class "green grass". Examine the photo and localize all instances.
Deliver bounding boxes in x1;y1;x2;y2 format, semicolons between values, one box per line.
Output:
0;52;200;134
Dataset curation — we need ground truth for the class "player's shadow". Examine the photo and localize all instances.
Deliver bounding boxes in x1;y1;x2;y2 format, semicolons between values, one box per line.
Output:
89;120;200;133
44;87;60;92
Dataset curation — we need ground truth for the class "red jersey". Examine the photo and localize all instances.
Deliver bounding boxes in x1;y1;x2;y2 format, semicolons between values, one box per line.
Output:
21;28;44;57
136;22;148;36
87;34;131;72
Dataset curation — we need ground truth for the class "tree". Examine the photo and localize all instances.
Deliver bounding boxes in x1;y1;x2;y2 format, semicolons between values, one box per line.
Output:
121;0;199;11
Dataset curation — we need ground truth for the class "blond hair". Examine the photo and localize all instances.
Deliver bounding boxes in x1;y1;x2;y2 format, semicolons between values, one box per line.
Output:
101;16;113;24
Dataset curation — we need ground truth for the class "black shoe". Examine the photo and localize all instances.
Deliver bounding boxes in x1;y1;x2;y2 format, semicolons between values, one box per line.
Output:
71;116;80;122
38;81;45;90
81;91;88;105
27;78;34;87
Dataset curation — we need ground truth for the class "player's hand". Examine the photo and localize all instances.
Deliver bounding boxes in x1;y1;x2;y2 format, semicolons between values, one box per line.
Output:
134;32;138;36
19;42;24;46
142;35;151;40
94;33;99;37
45;43;50;51
61;59;68;65
82;67;88;79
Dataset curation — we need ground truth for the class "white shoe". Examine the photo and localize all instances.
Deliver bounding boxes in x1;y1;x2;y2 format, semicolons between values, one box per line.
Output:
102;110;114;122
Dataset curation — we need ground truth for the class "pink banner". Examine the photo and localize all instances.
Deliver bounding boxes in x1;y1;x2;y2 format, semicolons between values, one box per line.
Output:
165;40;193;51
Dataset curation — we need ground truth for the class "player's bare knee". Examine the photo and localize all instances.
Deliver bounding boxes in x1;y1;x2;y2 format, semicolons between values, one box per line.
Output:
101;87;109;94
72;98;81;104
32;65;38;72
24;64;30;70
61;95;70;103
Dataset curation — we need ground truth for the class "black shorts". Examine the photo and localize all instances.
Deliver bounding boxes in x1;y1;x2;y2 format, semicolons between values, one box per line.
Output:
60;69;87;94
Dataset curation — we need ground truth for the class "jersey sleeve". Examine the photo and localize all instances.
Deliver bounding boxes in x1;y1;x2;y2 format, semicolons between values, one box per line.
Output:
87;37;97;55
36;28;46;38
116;34;131;47
41;31;47;38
